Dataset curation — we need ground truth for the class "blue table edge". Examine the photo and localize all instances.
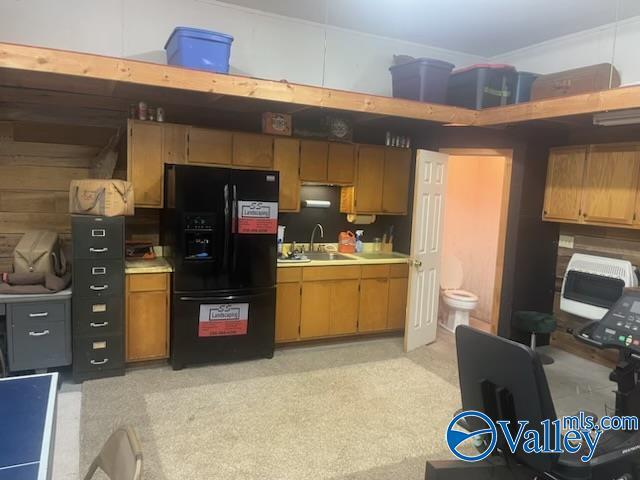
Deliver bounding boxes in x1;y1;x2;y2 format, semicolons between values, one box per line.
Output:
0;372;58;480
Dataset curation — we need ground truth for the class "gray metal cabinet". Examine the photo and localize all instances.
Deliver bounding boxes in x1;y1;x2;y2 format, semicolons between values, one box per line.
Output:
4;293;72;372
72;215;125;382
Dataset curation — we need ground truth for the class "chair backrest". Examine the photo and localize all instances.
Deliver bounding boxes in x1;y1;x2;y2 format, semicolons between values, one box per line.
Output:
84;426;142;480
456;325;559;473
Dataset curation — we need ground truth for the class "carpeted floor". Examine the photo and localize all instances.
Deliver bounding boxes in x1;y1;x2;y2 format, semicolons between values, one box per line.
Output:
80;334;461;480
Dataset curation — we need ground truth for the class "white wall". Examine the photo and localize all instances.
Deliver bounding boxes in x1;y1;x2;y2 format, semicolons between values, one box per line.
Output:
0;0;485;96
493;15;640;85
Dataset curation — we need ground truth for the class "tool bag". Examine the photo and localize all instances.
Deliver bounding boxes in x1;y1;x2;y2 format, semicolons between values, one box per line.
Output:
13;230;67;276
69;179;134;217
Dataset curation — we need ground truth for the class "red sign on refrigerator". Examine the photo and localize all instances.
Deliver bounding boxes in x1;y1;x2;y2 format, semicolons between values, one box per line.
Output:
236;201;278;234
198;303;249;337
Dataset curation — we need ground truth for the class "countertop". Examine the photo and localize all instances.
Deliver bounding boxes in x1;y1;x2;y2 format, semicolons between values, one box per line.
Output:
277;252;409;268
0;288;73;303
125;257;173;274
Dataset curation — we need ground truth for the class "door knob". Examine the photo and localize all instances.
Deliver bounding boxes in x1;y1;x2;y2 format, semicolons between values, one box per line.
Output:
410;259;422;268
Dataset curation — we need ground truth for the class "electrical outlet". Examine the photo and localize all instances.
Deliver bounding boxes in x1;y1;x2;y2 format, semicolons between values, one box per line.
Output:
558;234;574;249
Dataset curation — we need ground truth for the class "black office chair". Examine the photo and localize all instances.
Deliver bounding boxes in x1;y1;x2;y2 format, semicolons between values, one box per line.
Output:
426;326;640;479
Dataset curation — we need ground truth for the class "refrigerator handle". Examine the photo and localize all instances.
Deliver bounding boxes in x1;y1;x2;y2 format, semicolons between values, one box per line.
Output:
223;184;230;271
232;184;238;273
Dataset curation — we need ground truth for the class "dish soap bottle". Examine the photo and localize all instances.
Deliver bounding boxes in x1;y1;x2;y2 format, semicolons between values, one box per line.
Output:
355;230;364;253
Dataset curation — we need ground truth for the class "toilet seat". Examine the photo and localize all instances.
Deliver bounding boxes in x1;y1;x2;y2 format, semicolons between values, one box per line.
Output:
443;289;478;302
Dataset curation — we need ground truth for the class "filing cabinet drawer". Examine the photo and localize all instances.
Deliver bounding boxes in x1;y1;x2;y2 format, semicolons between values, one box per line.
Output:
11;302;66;324
73;295;123;336
72;215;124;260
74;259;124;297
73;334;124;373
10;318;71;371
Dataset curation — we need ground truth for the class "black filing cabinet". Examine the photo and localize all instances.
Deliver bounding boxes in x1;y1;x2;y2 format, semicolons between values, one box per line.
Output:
72;215;125;382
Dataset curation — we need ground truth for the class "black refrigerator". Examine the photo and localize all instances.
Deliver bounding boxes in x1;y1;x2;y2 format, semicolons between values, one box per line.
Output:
162;164;278;370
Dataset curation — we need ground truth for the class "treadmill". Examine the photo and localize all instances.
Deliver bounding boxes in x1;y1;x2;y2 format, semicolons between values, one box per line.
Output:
427;293;640;479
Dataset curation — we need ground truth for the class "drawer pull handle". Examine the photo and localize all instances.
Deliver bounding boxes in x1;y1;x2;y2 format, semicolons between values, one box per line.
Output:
90;358;109;365
89;247;108;253
29;312;49;318
90;285;109;291
90;321;109;328
91;229;106;237
29;329;50;337
92;267;107;275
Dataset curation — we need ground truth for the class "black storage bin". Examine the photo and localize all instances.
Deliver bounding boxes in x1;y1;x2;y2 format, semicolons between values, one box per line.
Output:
514;71;538;104
390;57;455;104
447;64;517;109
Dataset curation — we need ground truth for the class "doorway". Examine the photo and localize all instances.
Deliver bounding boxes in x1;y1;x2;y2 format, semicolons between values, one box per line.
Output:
439;148;512;335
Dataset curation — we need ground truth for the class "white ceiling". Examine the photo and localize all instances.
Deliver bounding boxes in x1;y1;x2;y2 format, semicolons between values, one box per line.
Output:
218;0;640;57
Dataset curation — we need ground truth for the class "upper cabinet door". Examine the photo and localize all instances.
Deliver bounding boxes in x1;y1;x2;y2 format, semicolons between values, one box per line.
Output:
327;143;355;185
232;133;273;169
187;127;232;165
300;140;328;182
273;137;300;212
163;124;188;165
542;146;587;222
128;121;164;208
381;147;412;214
354;145;385;213
582;144;640;225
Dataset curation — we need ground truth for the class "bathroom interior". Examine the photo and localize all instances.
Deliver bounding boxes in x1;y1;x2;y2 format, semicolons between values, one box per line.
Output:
439;151;511;334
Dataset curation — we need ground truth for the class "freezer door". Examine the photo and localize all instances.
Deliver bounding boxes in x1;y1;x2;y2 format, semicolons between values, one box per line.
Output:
170;288;275;369
229;169;279;290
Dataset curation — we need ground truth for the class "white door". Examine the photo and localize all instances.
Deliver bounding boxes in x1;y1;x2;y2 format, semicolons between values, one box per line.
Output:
404;149;448;352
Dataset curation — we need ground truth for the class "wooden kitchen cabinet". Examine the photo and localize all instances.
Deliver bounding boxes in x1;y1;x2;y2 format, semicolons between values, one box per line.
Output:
125;273;170;362
232;133;273;169
329;279;359;335
542;146;587;222
128;120;164;208
341;145;385;214
187;127;232;165
300;140;328;182
387;264;409;330
163;124;188;165
276;282;301;342
382;148;412;214
300;281;331;338
327;143;355;185
358;277;389;332
275;267;301;343
582;143;640;225
273;137;301;212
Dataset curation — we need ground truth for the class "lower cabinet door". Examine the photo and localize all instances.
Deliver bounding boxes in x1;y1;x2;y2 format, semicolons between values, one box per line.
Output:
275;282;301;342
330;280;359;335
300;281;331;338
387;277;408;330
358;278;389;332
126;290;169;361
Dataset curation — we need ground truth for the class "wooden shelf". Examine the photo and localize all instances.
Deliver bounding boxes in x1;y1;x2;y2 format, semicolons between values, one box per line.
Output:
475;85;640;126
0;42;477;126
3;42;640;129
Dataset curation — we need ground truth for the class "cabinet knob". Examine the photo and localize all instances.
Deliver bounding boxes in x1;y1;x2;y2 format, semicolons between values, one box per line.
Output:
543;210;548;215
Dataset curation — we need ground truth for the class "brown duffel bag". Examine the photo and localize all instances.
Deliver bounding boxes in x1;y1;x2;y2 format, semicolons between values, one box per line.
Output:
13;230;67;276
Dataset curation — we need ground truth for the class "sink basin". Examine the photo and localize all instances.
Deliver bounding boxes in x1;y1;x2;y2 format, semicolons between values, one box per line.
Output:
303;252;353;261
352;252;408;260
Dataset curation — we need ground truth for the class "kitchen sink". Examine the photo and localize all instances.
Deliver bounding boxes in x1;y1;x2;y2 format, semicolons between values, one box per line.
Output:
303;252;354;261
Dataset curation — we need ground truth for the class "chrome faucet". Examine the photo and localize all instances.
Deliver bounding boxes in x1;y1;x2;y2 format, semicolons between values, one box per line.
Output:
309;223;324;252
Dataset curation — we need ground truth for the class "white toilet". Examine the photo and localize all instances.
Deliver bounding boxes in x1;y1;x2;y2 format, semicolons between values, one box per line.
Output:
440;254;479;332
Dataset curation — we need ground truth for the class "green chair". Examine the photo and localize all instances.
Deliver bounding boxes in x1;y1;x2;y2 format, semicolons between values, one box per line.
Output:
512;311;557;365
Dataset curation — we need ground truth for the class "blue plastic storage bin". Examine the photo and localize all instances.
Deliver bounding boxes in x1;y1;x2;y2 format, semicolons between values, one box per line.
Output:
165;27;233;73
